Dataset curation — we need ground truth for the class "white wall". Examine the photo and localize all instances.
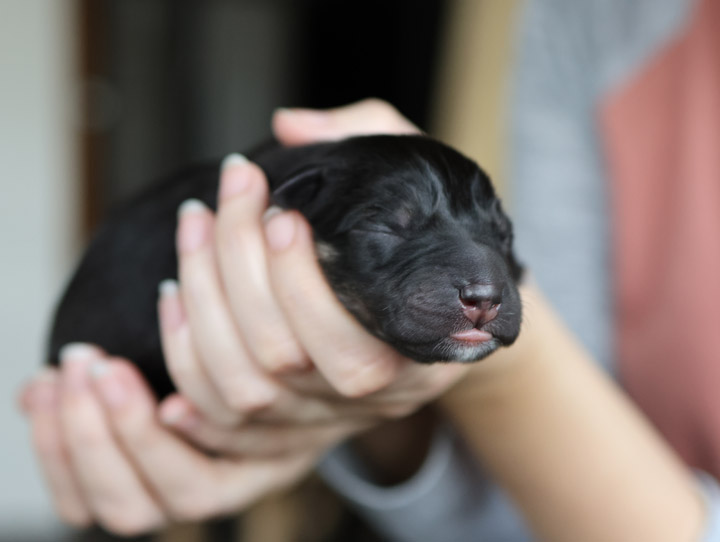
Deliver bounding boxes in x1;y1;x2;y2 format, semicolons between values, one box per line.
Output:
0;0;80;538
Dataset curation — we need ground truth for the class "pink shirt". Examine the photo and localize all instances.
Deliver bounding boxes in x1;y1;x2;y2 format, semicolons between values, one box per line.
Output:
602;0;720;475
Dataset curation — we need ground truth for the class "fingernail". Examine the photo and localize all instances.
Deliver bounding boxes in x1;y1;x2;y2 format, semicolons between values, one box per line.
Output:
158;279;186;330
90;361;128;407
59;343;97;363
265;213;296;252
219;154;251;200
262;205;283;223
89;360;109;378
221;153;248;171
178;198;207;216
244;383;279;410
177;199;209;253
61;345;97;392
159;278;178;297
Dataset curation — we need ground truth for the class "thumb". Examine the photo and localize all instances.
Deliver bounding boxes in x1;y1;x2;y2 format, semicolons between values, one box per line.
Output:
272;98;420;146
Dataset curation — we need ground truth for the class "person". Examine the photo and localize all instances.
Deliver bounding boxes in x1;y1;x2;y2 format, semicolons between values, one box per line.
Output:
18;0;720;538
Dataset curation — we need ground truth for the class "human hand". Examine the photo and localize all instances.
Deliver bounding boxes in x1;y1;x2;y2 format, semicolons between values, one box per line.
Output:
20;99;467;535
18;347;319;536
158;98;468;457
271;97;420;146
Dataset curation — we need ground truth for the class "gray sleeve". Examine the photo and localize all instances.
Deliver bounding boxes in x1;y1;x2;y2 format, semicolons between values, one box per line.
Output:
509;0;614;372
317;424;533;542
318;427;720;542
697;471;720;541
510;0;694;373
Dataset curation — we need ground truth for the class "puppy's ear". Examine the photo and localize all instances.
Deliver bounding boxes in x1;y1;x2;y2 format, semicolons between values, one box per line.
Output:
251;141;338;220
271;166;327;215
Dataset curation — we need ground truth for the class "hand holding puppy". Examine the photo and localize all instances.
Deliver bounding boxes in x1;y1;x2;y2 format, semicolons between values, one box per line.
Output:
20;99;468;534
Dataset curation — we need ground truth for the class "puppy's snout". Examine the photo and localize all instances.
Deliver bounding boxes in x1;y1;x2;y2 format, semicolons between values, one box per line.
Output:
459;283;502;326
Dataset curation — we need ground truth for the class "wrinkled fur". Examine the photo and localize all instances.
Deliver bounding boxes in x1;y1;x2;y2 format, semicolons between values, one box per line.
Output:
48;135;522;397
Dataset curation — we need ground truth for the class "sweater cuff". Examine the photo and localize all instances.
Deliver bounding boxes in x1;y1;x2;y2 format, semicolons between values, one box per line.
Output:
697;470;720;542
317;423;531;542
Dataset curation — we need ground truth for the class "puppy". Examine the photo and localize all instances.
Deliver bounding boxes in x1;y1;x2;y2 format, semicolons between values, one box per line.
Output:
48;135;523;396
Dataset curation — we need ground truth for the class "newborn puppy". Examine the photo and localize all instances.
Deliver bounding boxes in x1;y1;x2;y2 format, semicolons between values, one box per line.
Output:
48;135;523;396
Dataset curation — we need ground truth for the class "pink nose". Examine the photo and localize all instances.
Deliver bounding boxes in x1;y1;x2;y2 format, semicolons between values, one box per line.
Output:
459;284;501;326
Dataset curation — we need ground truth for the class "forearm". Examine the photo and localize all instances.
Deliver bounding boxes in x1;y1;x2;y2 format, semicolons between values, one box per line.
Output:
440;285;704;542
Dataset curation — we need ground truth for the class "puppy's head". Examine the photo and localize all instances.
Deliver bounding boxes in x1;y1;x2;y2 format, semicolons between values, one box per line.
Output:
262;135;523;363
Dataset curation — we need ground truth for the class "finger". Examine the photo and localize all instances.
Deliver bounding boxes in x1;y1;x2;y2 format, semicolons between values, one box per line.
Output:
98;367;319;519
91;358;278;521
369;361;469;406
25;369;92;527
176;199;278;414
159;395;369;456
17;378;38;414
263;212;402;397
215;452;319;513
183;422;365;457
273;98;420;146
58;344;166;535
158;279;243;426
158;389;351;429
215;155;308;372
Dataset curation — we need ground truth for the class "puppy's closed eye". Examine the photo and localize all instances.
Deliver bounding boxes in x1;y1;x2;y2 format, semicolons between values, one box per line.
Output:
348;227;405;265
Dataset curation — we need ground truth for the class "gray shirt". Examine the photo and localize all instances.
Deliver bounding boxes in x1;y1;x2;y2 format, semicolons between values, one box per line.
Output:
321;0;720;539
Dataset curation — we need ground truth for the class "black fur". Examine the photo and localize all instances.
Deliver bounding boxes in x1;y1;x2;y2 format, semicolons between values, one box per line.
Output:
48;135;523;397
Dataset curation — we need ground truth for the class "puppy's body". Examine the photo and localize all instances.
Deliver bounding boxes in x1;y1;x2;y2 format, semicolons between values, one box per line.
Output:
48;136;522;397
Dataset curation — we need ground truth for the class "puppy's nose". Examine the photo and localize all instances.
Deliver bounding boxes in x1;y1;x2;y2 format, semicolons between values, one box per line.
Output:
459;283;502;326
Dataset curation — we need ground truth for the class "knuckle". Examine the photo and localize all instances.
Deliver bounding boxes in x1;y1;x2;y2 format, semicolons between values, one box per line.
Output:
67;424;108;450
220;383;249;413
166;495;218;523
223;388;265;414
56;504;92;528
189;430;228;453
216;216;251;253
33;431;63;459
165;361;197;387
257;342;308;374
217;372;275;414
102;402;156;450
362;97;396;118
111;521;158;538
117;415;155;450
335;378;379;399
334;358;397;398
100;512;162;537
243;430;292;456
382;403;417;420
182;265;213;301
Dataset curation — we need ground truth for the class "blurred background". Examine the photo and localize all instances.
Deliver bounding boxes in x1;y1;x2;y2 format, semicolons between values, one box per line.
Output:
0;0;516;540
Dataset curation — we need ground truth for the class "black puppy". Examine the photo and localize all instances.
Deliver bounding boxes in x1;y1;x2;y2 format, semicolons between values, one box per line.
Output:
48;135;523;397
